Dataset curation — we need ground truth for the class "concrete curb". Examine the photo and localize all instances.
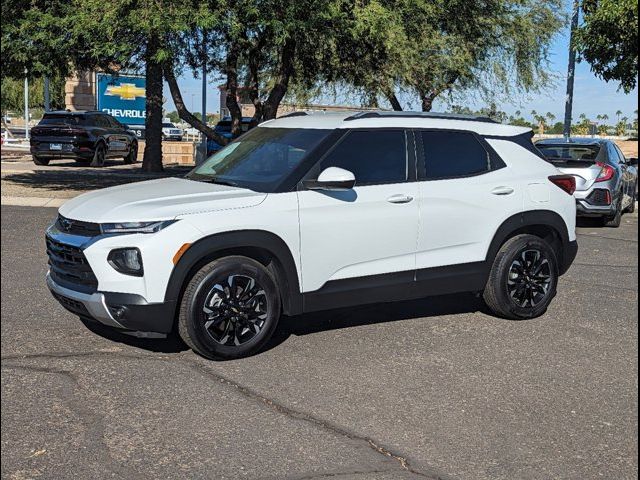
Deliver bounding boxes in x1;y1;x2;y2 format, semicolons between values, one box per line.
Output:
1;196;67;207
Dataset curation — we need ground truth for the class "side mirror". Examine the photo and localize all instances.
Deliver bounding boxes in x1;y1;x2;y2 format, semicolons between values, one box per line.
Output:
628;157;638;167
304;167;356;191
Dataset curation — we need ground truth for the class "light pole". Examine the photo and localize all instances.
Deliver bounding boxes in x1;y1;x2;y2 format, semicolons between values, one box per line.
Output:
24;67;29;140
44;77;51;112
563;0;580;140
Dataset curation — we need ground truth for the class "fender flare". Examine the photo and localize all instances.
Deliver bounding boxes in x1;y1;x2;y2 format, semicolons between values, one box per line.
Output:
486;210;572;273
164;230;303;316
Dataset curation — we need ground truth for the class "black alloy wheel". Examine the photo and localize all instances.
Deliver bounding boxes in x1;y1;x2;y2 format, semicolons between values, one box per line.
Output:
507;249;552;308
201;274;268;346
178;256;281;360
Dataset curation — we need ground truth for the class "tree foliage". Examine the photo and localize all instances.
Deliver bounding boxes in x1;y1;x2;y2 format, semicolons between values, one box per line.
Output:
574;0;638;93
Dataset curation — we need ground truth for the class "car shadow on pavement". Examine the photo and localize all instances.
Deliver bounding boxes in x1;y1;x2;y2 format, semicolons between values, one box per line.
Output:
266;292;487;352
80;317;189;353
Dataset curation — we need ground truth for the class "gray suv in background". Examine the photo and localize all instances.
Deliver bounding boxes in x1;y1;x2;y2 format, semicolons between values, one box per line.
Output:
536;138;638;227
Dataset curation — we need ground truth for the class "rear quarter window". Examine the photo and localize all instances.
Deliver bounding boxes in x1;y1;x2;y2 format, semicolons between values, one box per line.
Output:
418;131;490;180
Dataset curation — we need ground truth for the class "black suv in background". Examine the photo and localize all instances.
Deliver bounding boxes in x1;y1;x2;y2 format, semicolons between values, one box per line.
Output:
30;111;138;167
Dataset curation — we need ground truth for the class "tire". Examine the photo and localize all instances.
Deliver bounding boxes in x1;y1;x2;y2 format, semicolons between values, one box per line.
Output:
624;186;636;213
178;256;281;360
90;142;106;167
123;141;138;164
603;195;623;227
483;234;558;320
32;155;50;166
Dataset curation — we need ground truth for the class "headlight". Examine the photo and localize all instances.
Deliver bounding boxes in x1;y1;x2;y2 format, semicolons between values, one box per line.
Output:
100;220;178;235
108;248;143;276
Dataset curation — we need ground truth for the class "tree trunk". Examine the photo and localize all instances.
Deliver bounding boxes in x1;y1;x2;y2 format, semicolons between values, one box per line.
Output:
164;62;228;145
248;48;263;128
384;90;403;111
142;34;164;172
421;94;435;112
224;46;243;137
262;39;296;120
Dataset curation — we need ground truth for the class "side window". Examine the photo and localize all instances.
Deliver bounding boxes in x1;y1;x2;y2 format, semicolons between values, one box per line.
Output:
319;130;407;185
613;144;626;164
419;131;490;180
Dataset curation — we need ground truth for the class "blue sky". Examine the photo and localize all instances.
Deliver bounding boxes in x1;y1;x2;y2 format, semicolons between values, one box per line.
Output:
165;8;638;123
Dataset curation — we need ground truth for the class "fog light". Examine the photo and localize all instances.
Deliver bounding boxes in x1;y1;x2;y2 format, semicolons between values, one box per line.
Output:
108;248;143;276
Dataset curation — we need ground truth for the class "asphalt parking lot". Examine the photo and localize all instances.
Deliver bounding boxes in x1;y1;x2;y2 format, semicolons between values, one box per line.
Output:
1;205;637;480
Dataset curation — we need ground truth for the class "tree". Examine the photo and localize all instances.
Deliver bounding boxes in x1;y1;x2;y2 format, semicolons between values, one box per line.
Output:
320;0;563;112
574;0;638;93
1;76;65;114
616;110;623;123
2;0;214;172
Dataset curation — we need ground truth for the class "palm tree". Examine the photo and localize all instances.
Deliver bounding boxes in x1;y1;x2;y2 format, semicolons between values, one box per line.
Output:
515;110;522;118
616;110;623;123
546;112;556;123
601;114;609;123
579;113;587;120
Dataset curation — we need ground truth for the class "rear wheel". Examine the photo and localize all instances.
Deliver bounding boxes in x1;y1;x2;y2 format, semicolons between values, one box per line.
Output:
89;142;106;167
624;186;636;213
32;155;50;166
178;256;281;360
123;141;138;164
603;195;623;227
483;234;558;320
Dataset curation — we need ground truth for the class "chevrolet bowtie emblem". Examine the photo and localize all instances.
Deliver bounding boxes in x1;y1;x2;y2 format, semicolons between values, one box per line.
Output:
105;83;146;101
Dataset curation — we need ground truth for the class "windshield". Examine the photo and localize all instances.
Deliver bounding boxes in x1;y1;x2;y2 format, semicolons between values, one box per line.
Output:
188;127;330;192
538;144;601;164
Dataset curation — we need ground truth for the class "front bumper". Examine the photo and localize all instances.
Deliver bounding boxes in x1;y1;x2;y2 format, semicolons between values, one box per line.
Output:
47;273;175;335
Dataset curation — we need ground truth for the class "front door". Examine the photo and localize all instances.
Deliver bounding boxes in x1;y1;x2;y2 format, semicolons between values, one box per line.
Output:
297;129;419;294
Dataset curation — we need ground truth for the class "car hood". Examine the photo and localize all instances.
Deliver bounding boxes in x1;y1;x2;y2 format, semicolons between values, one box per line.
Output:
59;177;267;223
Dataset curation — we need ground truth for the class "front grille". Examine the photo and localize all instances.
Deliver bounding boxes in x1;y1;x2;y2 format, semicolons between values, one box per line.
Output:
51;291;91;317
586;189;612;206
55;214;101;237
46;237;98;290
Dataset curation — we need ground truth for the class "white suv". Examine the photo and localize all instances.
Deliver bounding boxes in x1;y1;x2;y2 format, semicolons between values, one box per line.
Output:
46;111;578;360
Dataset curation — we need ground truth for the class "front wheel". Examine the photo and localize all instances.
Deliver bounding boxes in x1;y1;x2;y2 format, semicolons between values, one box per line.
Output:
90;142;106;167
483;234;558;320
178;256;281;360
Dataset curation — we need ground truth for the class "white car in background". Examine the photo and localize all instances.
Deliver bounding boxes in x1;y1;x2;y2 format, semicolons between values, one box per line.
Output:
162;122;183;141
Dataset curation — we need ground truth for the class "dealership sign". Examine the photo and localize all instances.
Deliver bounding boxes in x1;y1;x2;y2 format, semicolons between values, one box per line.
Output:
97;73;146;125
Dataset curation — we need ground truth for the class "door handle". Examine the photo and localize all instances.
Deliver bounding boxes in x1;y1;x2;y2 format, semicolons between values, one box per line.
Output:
387;194;413;204
491;186;514;196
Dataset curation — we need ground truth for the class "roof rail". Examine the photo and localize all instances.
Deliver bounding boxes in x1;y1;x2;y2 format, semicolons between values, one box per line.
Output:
344;111;498;124
279;111;309;119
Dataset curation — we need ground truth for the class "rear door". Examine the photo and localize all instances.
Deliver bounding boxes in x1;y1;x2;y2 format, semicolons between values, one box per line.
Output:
414;130;523;272
297;129;419;293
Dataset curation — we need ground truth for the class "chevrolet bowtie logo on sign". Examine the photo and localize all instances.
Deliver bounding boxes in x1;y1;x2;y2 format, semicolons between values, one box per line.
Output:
97;73;146;126
105;83;146;101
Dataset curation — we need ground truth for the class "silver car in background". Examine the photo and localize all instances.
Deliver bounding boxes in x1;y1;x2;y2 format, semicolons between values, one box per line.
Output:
536;138;638;227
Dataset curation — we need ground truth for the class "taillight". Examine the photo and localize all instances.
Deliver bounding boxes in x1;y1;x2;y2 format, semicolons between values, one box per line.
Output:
69;128;88;137
595;162;614;182
549;175;576;195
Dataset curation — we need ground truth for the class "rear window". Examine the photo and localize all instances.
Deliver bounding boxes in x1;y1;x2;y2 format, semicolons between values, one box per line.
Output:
39;114;86;126
537;144;600;162
163;123;177;128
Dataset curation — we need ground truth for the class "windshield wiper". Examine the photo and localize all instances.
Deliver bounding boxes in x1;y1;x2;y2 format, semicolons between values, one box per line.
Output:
203;177;239;187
